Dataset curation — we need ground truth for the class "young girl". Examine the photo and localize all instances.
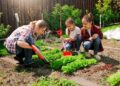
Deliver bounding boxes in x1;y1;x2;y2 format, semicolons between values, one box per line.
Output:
4;20;47;67
62;18;81;53
81;13;103;60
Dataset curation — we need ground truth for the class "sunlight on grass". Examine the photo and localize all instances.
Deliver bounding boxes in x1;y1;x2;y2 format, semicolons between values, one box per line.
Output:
102;24;120;32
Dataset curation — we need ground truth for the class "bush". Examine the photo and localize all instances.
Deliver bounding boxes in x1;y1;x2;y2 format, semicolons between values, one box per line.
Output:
0;42;9;56
44;4;82;32
93;0;119;26
0;24;10;39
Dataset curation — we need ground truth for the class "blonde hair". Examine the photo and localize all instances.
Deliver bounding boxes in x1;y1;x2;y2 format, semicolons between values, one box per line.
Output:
30;20;47;30
65;17;75;25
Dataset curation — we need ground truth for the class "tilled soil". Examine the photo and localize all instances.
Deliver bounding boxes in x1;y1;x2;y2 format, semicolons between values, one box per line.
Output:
0;39;120;86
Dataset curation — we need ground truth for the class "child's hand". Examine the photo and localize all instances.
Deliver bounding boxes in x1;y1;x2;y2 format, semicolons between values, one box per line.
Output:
93;34;98;39
89;37;93;41
64;38;70;42
60;36;64;40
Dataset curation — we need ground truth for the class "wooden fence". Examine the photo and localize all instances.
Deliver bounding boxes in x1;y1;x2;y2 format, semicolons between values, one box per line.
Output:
0;0;112;30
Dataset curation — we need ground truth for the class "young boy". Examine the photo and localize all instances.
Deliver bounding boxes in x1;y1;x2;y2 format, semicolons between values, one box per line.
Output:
4;20;47;67
62;18;81;53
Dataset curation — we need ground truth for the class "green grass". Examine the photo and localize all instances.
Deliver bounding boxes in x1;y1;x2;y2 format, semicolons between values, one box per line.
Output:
0;42;9;56
102;24;120;32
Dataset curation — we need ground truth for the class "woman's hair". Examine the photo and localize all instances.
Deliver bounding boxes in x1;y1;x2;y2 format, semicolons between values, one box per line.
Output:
82;13;93;22
65;17;75;25
30;20;47;30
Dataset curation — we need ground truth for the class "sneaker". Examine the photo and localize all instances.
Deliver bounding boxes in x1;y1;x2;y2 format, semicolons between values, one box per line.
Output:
85;52;92;58
14;56;24;64
95;55;101;61
76;50;81;55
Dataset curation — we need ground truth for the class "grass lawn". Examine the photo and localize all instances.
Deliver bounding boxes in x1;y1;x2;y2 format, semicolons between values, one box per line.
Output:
102;24;120;32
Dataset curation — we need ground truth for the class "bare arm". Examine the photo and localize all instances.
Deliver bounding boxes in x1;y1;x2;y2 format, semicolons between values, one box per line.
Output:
17;41;32;49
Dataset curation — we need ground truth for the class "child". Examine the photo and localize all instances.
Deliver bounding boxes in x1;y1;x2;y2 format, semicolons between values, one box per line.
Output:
61;18;81;53
4;20;47;67
81;13;103;60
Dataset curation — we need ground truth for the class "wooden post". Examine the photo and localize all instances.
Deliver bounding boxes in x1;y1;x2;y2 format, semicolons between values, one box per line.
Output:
100;14;102;28
15;13;19;27
0;12;3;23
60;15;62;29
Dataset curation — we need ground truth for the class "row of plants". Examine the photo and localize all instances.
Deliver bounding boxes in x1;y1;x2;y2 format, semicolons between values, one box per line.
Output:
32;76;76;86
50;54;85;70
33;39;97;74
32;44;97;74
61;59;97;74
107;70;120;86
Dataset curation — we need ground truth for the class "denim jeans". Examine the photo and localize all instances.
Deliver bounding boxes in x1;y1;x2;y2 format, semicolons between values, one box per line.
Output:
65;35;81;51
16;35;40;65
83;36;100;55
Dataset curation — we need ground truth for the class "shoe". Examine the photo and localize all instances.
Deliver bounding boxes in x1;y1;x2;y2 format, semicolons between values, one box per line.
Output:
85;52;92;58
76;50;81;55
14;56;24;64
23;62;39;68
95;55;101;61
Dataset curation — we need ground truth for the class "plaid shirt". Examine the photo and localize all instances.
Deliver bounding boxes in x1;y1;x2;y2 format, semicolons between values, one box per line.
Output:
4;25;33;54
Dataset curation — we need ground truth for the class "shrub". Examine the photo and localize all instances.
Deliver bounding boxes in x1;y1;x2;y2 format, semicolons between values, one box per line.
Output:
0;24;10;39
93;0;119;26
44;4;82;32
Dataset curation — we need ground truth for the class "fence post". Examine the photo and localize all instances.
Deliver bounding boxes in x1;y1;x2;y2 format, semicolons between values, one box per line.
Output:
0;12;3;23
15;13;19;27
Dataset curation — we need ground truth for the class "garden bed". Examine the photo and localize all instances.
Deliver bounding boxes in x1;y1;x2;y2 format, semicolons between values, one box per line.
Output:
0;37;120;86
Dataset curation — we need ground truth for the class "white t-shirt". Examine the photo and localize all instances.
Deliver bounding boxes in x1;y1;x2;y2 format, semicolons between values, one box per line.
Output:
87;29;91;37
66;26;80;39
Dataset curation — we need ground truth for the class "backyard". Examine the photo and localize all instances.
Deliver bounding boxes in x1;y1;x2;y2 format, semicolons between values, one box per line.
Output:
0;0;120;86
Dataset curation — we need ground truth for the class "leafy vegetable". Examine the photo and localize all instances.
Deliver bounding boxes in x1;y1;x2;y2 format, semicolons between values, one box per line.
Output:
61;59;97;74
35;40;44;46
45;52;62;62
50;54;86;70
40;46;49;51
32;76;76;86
42;48;60;55
62;35;68;38
107;70;120;86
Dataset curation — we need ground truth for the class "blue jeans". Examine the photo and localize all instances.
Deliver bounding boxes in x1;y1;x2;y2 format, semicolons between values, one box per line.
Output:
65;36;81;51
16;35;40;65
83;36;100;55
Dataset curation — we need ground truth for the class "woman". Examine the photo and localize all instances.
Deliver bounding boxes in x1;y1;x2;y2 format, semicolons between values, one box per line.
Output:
81;13;103;60
4;20;47;67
